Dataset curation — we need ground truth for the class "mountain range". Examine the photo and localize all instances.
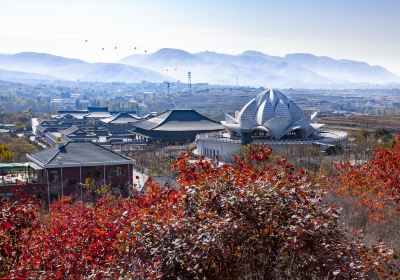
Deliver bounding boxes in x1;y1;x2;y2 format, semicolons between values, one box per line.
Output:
0;52;168;83
0;49;399;88
119;48;400;87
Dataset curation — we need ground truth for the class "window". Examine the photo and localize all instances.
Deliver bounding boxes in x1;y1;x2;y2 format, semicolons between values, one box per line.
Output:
88;167;101;179
49;170;59;182
112;166;123;176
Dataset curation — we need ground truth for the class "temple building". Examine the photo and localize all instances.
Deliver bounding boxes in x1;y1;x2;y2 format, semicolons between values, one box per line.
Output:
132;109;223;143
196;89;348;162
36;106;223;148
101;112;141;134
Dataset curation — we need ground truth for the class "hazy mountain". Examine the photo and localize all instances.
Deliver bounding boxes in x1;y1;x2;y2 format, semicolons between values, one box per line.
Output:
121;48;205;67
0;52;170;83
0;50;397;88
284;53;399;84
0;68;61;82
119;48;400;87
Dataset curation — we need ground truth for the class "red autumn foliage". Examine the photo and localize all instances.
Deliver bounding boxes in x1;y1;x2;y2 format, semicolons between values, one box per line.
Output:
1;146;396;279
0;196;39;276
332;133;400;218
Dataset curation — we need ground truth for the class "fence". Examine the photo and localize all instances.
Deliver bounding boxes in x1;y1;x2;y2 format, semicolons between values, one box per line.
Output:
196;130;348;146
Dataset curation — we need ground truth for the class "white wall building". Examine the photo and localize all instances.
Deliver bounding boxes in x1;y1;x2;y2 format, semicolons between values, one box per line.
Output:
196;89;348;162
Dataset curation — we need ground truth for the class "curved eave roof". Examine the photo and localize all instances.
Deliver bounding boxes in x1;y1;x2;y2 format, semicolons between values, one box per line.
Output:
101;113;141;124
27;142;133;168
85;112;113;119
134;109;223;132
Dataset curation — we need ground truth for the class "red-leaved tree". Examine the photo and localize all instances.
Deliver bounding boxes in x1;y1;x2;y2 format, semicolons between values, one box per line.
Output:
3;146;396;279
0;197;39;277
332;134;400;218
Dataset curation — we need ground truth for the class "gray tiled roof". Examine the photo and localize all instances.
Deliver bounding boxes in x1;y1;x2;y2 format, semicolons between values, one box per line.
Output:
29;146;60;165
59;110;89;114
101;113;141;124
45;132;69;143
28;142;132;167
85;112;113;119
88;107;109;112
59;111;90;117
59;126;81;136
134;109;223;131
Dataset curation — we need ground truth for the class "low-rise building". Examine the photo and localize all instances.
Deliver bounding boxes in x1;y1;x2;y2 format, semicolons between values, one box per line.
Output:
0;142;134;202
0;124;17;133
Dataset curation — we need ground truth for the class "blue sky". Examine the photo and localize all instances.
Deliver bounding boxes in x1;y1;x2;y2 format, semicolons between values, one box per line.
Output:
1;0;400;75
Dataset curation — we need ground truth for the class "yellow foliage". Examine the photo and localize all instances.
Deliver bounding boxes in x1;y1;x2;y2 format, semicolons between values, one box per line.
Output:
0;144;13;162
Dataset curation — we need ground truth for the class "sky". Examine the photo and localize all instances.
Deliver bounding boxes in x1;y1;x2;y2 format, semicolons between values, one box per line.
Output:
1;0;400;75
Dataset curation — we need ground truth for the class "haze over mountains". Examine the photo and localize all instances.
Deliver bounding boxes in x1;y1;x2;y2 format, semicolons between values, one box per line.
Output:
0;52;168;83
0;49;399;88
120;48;400;88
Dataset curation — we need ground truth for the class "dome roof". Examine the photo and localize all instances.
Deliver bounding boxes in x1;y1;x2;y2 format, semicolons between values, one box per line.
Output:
221;89;323;140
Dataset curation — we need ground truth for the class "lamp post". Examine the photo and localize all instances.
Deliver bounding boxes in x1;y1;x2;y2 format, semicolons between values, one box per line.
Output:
57;156;63;197
46;169;50;206
78;183;84;201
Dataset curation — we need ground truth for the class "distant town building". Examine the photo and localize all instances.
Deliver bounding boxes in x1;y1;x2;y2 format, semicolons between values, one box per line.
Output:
84;107;113;120
50;98;77;113
36;120;71;137
0;124;16;133
45;126;99;145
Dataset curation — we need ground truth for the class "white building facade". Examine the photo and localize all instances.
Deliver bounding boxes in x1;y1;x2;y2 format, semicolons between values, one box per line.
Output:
196;89;348;162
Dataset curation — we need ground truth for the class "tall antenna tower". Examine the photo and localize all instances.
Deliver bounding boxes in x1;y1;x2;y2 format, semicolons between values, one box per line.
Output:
187;71;192;94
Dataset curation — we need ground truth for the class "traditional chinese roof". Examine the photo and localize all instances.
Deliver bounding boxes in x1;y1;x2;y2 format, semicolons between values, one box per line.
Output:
134;109;223;132
59;126;82;136
58;110;90;119
101;112;141;124
27;142;133;168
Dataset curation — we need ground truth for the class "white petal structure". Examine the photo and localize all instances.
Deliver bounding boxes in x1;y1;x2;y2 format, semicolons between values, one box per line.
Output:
221;89;324;142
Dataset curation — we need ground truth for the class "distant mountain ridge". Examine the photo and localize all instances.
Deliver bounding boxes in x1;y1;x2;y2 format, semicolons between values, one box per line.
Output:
0;52;169;83
0;49;398;88
120;48;400;87
0;68;61;82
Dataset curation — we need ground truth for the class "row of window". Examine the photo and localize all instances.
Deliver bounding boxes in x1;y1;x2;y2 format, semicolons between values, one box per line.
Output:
202;147;220;159
48;166;124;183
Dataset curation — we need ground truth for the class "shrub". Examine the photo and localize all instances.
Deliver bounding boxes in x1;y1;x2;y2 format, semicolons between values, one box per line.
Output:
3;146;396;279
332;133;400;218
0;197;39;277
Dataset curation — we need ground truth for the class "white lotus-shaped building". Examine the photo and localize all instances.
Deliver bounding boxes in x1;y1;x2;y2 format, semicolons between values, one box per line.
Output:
222;89;324;143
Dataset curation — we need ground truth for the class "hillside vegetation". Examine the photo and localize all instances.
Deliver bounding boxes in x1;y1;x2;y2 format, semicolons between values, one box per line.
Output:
1;143;400;279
